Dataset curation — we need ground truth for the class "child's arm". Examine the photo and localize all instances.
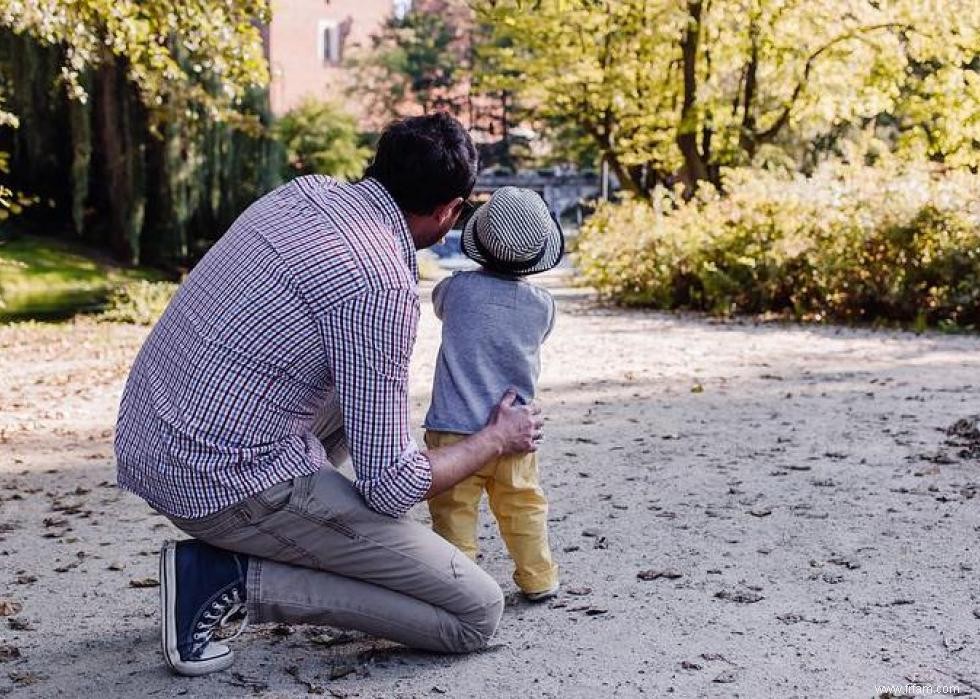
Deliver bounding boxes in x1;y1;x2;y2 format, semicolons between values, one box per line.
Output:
431;275;454;320
542;293;557;341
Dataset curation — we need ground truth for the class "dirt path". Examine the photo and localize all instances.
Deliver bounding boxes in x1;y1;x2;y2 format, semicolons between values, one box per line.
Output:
1;277;978;698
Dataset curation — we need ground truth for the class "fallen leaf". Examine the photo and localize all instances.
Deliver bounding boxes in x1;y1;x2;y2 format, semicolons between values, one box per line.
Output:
285;664;324;694
329;664;357;680
0;600;22;616
0;644;21;662
308;631;354;647
776;613;829;625
9;671;42;686
637;569;682;581
827;556;861;570
714;589;764;604
129;577;160;588
566;586;592;596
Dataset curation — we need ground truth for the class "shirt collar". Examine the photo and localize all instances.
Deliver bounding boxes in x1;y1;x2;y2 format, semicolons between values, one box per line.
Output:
351;178;418;282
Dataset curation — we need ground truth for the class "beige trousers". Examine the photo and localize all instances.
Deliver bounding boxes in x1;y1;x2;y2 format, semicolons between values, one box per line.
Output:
167;465;504;654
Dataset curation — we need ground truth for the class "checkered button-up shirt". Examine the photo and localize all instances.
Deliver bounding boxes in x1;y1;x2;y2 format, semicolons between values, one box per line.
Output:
114;176;432;519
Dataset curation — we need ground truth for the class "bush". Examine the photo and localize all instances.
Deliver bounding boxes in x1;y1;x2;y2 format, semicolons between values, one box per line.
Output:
273;100;371;182
98;280;178;325
575;163;980;328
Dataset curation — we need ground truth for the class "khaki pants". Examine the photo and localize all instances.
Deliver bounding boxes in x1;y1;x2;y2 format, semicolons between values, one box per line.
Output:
425;431;559;595
166;466;504;654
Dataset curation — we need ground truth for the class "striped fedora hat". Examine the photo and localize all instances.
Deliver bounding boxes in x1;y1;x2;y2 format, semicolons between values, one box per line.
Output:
461;186;564;276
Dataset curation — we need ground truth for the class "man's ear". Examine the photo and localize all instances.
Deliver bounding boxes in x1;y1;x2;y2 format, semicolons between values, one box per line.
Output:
434;197;464;227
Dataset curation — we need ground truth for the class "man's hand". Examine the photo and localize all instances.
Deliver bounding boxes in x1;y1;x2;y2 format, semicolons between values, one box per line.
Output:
485;389;544;455
423;389;545;500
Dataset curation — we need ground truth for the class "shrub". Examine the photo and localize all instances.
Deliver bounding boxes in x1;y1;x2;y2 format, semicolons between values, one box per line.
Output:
575;163;980;327
98;280;178;325
273;100;371;182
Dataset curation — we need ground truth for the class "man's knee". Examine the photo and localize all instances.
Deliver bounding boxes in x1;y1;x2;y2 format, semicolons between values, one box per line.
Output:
451;571;504;653
457;589;504;652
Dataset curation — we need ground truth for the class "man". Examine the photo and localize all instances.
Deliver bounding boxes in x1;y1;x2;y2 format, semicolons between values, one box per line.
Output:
114;113;544;677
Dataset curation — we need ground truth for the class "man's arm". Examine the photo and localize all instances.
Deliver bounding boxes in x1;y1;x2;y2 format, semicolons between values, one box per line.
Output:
424;389;543;499
320;289;431;517
321;289;544;515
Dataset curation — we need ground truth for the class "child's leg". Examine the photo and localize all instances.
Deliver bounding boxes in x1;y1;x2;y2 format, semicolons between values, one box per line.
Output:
425;431;488;560
486;452;559;594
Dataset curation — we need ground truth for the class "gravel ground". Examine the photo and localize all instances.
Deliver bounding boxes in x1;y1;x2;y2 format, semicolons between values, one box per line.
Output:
1;275;978;698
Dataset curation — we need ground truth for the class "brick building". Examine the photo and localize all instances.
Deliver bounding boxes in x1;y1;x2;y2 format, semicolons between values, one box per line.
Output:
266;0;410;116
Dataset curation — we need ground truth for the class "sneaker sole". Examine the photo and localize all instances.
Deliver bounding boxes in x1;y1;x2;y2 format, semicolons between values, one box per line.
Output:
160;540;234;677
523;584;560;602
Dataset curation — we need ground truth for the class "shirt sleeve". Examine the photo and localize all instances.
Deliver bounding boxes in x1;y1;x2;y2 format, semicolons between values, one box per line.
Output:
542;291;558;341
431;275;453;320
319;288;431;517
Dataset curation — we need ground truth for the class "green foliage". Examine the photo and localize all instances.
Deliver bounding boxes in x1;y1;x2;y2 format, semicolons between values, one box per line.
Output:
98;279;177;325
575;163;980;327
350;1;468;119
0;235;162;320
273;100;370;181
475;0;980;194
0;30;280;268
0;2;277;266
0;0;270;130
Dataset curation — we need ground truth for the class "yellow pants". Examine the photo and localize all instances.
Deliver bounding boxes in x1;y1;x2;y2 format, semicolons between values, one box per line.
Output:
425;431;559;594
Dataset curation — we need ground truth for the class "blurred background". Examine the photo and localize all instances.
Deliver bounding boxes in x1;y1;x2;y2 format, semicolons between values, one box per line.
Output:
0;0;977;327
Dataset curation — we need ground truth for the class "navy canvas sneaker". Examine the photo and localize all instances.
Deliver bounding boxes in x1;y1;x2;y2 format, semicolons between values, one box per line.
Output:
160;539;249;676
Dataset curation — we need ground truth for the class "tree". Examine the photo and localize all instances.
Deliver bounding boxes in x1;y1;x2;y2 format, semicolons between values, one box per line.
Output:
0;0;276;266
0;0;269;128
350;0;470;121
475;0;980;195
273;100;371;181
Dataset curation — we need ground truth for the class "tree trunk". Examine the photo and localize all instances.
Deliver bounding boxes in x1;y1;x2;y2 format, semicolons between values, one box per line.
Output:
676;0;711;193
68;72;92;237
95;59;145;264
738;26;760;160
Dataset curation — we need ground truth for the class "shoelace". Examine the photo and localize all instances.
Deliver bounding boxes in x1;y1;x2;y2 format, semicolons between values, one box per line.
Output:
191;588;248;657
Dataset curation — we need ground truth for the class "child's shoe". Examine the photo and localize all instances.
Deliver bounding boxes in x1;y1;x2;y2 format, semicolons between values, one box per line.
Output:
523;582;560;602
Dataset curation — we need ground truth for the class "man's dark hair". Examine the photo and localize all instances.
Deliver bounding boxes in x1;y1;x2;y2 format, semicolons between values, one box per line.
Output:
364;112;478;215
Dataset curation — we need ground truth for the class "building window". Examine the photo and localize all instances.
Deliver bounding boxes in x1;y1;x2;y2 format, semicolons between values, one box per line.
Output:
393;0;412;20
318;20;341;66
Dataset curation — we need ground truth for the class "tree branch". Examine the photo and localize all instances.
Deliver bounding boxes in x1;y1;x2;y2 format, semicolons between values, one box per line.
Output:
756;22;910;144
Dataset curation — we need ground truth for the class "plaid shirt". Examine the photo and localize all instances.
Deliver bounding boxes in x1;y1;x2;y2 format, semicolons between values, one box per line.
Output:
114;176;432;519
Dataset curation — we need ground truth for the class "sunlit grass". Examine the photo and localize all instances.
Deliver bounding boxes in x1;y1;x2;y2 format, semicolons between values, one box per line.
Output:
0;235;163;321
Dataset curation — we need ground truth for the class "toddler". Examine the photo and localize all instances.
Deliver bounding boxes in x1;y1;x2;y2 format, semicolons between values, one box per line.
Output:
424;186;564;601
